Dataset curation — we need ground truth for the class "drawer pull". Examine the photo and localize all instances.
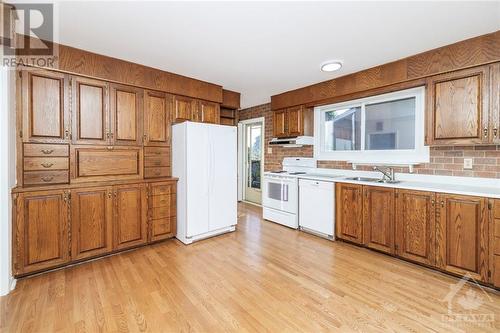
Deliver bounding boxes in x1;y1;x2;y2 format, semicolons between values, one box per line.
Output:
154;161;161;166
41;162;54;168
41;149;54;155
41;176;54;182
154;171;161;176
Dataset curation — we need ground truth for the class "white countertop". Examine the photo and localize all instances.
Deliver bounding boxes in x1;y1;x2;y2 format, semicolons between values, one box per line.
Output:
265;168;500;199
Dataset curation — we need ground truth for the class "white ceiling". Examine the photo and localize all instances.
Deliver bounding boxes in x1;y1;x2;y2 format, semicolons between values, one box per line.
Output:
46;1;500;107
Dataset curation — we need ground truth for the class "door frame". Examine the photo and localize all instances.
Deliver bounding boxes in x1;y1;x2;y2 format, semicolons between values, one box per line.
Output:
237;117;265;204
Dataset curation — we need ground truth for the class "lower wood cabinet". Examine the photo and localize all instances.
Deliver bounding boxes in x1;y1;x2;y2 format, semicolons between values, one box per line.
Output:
71;186;113;260
491;200;500;288
13;190;71;276
395;190;436;266
113;183;148;250
363;186;395;254
13;179;177;277
435;194;489;282
335;183;363;244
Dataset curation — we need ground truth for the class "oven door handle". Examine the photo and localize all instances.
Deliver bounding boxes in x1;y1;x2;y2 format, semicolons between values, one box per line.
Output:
283;184;288;201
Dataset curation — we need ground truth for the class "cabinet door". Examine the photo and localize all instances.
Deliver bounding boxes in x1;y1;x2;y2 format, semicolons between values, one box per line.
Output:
363;186;395;254
273;110;287;138
335;183;363;244
199;100;220;124
287;106;303;136
173;95;196;123
71;76;109;145
110;84;143;146
21;69;70;143
71;186;113;260
395;190;436;266
491;200;500;288
427;66;490;145
13;190;70;276
144;91;172;146
491;63;500;144
435;194;489;281
113;184;148;250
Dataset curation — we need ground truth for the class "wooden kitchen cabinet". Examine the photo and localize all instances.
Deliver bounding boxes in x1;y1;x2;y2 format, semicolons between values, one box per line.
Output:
426;65;490;145
363;186;395;254
21;69;70;143
198;100;220;124
110;84;143;146
71;76;109;145
490;63;500;144
13;190;70;275
490;199;500;287
113;183;148;250
173;95;197;123
71;186;113;260
272;106;313;138
148;181;177;242
144;90;172;146
335;183;363;244
435;193;489;281
395;189;436;266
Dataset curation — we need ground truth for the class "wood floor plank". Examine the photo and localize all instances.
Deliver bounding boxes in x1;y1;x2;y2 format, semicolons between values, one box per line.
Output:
1;202;500;332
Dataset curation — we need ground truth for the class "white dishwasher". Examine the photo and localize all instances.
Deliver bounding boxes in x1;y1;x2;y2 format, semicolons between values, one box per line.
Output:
298;179;335;239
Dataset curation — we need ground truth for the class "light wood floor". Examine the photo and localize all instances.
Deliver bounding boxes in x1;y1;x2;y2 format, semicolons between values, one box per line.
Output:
1;203;500;332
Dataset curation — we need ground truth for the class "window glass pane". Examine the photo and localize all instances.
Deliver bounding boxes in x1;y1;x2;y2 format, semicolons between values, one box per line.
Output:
365;97;415;150
324;106;361;151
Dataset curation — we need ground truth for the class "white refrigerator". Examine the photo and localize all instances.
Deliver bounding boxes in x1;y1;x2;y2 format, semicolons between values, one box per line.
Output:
172;121;237;244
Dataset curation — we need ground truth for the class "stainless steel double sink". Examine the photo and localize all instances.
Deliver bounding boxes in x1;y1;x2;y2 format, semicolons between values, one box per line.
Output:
343;176;401;184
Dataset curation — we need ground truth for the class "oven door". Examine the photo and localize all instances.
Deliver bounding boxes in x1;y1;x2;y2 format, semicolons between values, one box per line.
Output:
262;174;297;214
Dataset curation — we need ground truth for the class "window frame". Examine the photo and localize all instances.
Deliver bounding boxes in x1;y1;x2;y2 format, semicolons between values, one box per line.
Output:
314;86;429;164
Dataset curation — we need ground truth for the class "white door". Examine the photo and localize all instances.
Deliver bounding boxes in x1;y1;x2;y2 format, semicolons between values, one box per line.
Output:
186;122;210;237
208;125;237;231
242;120;263;204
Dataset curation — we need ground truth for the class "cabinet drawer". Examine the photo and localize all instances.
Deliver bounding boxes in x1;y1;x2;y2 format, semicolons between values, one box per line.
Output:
494;237;500;255
144;147;169;156
151;183;176;196
152;203;176;219
24;143;69;157
144;155;170;167
73;146;142;182
24;157;69;171
151;194;172;208
144;167;170;178
24;170;69;185
151;217;174;237
494;200;500;219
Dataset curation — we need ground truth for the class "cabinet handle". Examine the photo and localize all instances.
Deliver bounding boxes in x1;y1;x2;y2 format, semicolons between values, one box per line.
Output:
154;161;161;166
41;149;54;155
41;176;53;182
64;129;70;140
484;128;488;138
106;146;114;150
440;201;444;208
41;162;53;168
154;171;161;176
143;134;148;143
494;128;498;139
108;192;112;198
431;200;435;206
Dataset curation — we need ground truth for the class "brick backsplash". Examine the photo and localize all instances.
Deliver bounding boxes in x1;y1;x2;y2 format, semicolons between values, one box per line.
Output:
238;103;500;178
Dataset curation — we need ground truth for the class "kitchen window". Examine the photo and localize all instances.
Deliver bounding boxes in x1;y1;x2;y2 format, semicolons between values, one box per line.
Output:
314;87;429;164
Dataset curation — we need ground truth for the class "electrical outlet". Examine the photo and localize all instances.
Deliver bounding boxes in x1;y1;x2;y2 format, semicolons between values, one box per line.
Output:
464;158;473;170
267;147;272;154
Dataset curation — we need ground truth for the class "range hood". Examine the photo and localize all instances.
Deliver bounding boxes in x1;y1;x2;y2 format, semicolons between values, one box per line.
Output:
269;136;314;147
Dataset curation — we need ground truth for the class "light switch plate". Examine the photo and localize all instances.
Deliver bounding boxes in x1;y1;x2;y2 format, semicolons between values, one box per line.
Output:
267;147;272;154
464;158;473;170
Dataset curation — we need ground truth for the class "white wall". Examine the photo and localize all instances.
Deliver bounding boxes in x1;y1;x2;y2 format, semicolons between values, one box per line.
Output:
0;67;16;296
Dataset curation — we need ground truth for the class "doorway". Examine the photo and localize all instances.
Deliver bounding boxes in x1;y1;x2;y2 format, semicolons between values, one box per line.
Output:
238;118;264;205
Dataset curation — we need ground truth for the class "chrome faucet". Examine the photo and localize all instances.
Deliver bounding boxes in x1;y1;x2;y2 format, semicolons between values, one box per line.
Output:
373;166;396;183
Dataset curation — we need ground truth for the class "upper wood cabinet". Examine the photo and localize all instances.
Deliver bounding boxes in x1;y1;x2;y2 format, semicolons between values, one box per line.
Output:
13;189;70;275
71;186;113;260
435;193;489;282
272;106;313;138
71;76;109;145
335;183;363;244
144;91;172;146
173;95;197;123
363;186;395;254
110;84;143;146
395;189;436;266
198;100;220;124
113;183;148;250
21;69;70;143
491;63;500;144
426;66;490;145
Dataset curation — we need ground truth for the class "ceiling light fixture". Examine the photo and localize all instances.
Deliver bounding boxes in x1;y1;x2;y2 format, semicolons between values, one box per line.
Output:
321;61;342;72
